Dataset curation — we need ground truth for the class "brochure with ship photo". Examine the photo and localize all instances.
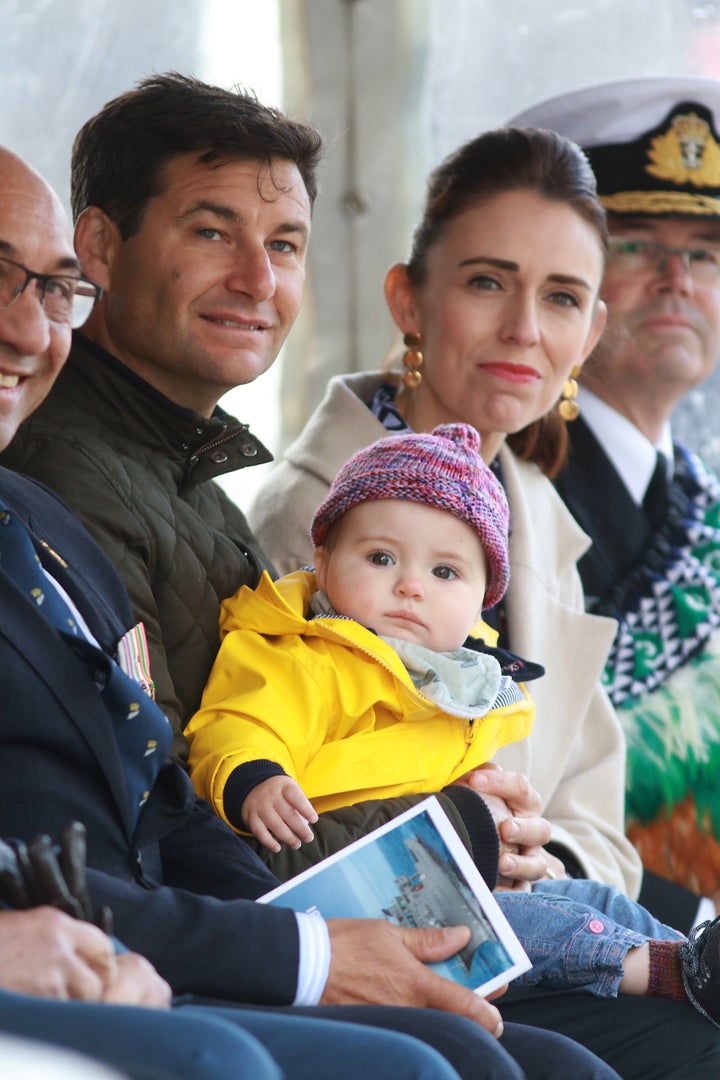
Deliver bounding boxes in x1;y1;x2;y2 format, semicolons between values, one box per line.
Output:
259;796;531;997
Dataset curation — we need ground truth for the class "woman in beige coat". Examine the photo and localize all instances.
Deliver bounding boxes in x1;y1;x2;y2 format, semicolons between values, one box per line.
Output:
246;127;720;1077
250;126;640;901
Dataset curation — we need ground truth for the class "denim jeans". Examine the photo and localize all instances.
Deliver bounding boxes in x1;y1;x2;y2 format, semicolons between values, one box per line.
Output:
496;878;685;997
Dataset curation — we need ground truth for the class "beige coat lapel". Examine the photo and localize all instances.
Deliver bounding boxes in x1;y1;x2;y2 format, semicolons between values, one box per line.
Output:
494;447;641;896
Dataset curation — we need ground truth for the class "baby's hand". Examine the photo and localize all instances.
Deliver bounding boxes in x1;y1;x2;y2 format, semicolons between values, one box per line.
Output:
243;776;319;852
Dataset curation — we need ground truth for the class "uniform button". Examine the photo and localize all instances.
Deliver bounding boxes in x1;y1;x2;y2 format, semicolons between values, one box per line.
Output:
588;919;604;934
209;449;229;464
240;443;258;458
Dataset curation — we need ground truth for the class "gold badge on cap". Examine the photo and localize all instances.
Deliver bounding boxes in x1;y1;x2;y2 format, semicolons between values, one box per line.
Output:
645;110;720;188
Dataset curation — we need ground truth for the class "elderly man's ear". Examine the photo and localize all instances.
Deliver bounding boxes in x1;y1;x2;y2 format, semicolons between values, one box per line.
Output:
74;208;122;293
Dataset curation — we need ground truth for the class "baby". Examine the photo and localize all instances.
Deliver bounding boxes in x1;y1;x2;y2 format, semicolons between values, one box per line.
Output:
187;423;720;1026
188;423;535;874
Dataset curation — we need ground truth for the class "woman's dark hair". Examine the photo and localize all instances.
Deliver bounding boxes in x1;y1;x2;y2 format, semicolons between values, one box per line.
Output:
71;72;323;239
406;126;607;477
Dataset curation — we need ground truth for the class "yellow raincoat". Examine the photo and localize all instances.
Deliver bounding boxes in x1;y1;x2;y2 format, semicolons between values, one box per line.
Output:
187;570;534;829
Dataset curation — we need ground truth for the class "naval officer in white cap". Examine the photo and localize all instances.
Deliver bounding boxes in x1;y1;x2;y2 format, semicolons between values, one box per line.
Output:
512;77;720;936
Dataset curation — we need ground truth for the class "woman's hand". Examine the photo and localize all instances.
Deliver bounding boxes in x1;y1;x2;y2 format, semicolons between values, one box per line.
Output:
456;763;563;888
243;776;319;852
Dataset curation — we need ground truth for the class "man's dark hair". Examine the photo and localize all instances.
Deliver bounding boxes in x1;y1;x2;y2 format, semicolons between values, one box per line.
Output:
71;72;323;238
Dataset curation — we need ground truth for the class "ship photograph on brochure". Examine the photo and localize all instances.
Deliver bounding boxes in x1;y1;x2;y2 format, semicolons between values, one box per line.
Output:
261;797;530;996
383;835;511;982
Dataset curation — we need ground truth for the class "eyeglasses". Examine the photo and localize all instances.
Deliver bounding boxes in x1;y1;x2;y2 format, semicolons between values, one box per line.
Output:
0;256;102;329
607;236;720;284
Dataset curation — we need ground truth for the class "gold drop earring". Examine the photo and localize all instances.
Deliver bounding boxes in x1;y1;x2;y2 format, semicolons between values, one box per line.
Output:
558;364;581;421
402;332;423;389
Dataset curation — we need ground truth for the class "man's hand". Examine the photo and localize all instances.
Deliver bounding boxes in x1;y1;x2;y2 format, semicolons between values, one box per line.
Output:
0;907;172;1008
243;776;319;852
0;907;115;1001
323;919;504;1037
102;952;171;1008
457;764;560;887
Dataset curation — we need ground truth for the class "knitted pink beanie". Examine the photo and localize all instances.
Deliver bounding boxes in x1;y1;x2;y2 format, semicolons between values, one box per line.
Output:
310;423;510;609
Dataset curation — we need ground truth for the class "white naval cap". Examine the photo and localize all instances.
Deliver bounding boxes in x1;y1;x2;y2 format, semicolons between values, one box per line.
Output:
509;76;720;218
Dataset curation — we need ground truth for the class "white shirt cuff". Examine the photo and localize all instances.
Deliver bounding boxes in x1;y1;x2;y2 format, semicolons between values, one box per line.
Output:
293;911;331;1005
692;896;717;930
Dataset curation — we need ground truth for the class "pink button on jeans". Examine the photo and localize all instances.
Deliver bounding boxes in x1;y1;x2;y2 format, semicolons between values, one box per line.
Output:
588;919;605;934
